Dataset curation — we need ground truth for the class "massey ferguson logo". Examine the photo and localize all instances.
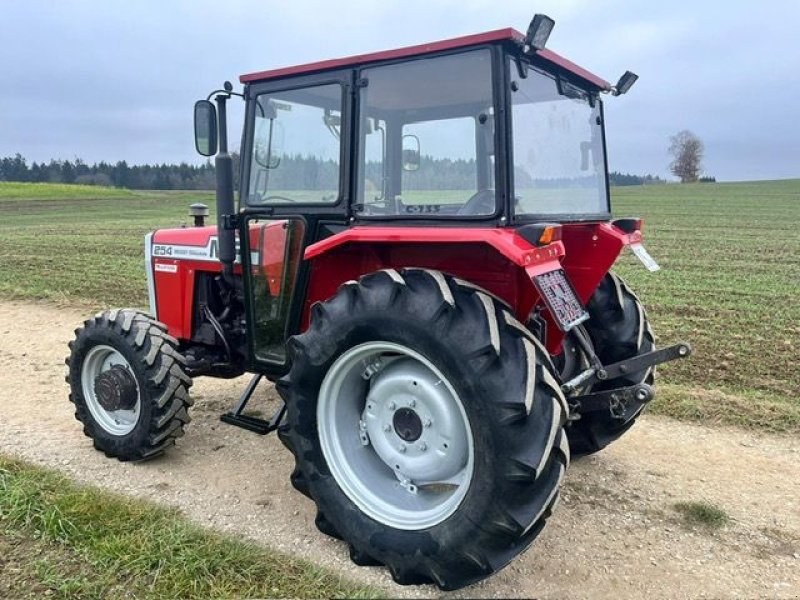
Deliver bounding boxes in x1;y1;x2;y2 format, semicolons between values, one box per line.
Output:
152;237;242;263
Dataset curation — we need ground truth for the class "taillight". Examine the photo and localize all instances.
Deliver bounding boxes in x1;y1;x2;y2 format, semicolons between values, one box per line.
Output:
516;223;563;247
537;225;562;246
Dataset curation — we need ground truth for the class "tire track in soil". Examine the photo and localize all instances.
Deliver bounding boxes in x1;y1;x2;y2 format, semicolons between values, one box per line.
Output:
1;300;798;598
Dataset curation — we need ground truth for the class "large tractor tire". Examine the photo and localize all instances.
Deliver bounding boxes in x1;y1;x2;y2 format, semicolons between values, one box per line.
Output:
277;269;569;591
563;272;655;456
66;309;192;461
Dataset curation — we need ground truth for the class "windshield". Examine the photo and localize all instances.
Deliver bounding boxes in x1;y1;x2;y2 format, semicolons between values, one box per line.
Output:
509;61;608;217
356;49;496;218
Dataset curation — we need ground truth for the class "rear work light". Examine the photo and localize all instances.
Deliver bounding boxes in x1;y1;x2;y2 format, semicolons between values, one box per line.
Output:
525;14;555;51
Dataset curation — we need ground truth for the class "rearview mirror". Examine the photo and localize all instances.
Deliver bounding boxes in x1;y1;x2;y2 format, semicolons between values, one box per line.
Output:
402;134;420;172
194;100;218;157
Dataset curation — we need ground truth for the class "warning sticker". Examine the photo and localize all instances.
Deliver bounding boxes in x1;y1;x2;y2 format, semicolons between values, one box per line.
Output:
154;263;179;273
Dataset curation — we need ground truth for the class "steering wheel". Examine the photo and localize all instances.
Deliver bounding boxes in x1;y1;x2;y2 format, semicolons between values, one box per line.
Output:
458;189;495;216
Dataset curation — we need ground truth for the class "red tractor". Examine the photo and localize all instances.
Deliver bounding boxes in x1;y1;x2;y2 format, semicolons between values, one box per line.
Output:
66;15;690;590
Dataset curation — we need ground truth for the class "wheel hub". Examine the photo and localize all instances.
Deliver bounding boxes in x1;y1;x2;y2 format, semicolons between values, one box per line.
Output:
364;358;469;484
392;407;422;442
94;365;138;411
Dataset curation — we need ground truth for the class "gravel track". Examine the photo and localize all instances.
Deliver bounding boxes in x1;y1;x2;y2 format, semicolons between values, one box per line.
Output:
1;300;798;598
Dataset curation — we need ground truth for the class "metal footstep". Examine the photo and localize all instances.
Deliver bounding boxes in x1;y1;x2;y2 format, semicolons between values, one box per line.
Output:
220;374;286;435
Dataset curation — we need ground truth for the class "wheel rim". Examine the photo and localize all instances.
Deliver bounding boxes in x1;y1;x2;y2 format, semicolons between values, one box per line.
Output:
318;341;474;530
80;345;141;436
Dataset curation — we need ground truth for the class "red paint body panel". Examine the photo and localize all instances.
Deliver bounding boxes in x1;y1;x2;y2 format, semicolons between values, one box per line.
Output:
303;227;566;352
305;227;564;267
303;240;556;337
239;28;610;90
149;221;641;357
153;226;219;248
151;222;292;340
536;48;610;90
254;222;289;296
152;227;221;340
560;223;638;304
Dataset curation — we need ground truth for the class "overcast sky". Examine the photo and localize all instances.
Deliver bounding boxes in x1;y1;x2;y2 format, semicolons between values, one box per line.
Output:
1;0;798;181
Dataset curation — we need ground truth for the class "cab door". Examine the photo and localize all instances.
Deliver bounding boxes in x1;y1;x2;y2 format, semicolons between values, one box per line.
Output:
238;69;354;375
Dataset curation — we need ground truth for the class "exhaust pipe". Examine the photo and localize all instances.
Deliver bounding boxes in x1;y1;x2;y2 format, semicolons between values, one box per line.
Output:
214;94;236;280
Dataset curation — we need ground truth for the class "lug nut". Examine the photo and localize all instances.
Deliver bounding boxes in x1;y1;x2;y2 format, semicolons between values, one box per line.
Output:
424;419;432;428
388;401;396;410
383;424;392;432
409;399;416;408
397;444;407;453
418;442;427;451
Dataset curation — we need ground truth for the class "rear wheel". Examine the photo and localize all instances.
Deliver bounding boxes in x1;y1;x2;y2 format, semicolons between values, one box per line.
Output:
561;273;655;456
278;269;569;590
66;309;193;461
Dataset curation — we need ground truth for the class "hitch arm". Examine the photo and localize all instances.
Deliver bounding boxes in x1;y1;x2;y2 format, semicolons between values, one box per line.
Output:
597;342;692;382
561;342;692;394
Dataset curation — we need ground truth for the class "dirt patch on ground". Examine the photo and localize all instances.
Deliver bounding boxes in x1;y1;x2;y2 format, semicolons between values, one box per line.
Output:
0;530;104;599
0;534;50;599
1;300;799;598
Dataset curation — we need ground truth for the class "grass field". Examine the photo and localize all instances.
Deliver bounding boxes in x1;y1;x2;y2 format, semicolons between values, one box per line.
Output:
611;181;800;431
0;456;375;599
0;185;213;306
0;180;798;432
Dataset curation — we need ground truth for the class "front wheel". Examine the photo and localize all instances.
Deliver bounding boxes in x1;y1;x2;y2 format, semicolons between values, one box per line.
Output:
66;309;193;461
277;269;569;590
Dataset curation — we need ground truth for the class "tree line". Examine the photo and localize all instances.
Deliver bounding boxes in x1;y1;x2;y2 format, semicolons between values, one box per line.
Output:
0;153;224;190
1;152;666;190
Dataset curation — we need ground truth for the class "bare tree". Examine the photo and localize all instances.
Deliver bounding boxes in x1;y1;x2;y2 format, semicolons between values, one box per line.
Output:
668;130;704;183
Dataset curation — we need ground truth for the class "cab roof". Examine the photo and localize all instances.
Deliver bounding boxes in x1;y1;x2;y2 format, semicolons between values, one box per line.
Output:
239;28;610;91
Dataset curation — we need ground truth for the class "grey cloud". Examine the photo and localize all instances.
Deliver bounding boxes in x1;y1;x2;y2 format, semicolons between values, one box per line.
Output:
1;0;797;181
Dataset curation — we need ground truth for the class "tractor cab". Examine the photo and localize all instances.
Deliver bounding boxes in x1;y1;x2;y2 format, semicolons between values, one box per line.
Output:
67;14;691;591
233;26;622;225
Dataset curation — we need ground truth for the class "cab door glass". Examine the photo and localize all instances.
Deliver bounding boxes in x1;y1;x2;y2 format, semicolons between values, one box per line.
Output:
247;218;305;362
247;84;343;205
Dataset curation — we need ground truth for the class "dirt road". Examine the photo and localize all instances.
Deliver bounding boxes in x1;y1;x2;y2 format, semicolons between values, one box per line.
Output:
1;300;798;598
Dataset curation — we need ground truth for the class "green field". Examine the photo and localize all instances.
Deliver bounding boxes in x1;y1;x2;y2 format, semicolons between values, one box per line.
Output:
0;186;214;306
611;181;800;431
1;180;798;432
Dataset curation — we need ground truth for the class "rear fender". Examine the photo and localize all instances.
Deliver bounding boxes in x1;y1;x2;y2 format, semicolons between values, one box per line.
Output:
301;226;565;351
